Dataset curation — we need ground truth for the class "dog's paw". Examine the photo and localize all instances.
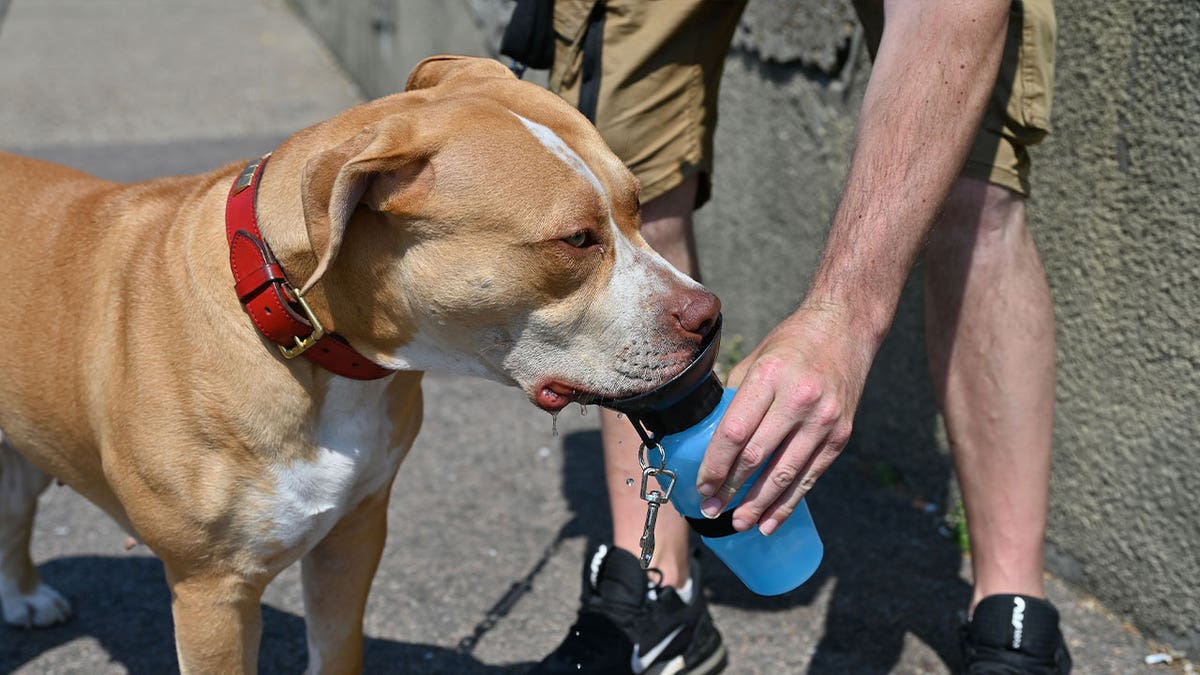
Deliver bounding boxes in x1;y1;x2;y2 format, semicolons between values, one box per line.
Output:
0;581;72;628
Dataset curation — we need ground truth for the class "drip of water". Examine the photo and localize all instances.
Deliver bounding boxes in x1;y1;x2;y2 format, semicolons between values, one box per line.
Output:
579;403;588;416
551;412;559;437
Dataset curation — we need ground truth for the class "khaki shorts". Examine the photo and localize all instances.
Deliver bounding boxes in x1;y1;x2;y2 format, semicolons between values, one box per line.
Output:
548;0;1056;203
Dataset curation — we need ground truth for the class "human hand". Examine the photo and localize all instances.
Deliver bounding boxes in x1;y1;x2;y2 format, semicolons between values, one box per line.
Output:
696;303;877;535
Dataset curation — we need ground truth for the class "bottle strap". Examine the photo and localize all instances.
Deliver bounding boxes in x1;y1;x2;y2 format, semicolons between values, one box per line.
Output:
685;511;739;538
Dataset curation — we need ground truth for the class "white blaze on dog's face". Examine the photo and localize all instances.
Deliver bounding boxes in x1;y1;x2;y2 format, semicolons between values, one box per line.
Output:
308;58;719;411
497;112;720;410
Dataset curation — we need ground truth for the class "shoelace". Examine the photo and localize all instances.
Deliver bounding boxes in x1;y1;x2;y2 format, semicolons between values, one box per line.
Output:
644;567;665;601
554;565;669;657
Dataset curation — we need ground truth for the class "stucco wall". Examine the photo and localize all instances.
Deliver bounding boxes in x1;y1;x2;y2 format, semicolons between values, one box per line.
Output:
1032;2;1199;652
288;0;1199;654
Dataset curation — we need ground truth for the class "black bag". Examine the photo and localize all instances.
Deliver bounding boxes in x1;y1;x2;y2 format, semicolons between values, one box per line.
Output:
500;0;556;70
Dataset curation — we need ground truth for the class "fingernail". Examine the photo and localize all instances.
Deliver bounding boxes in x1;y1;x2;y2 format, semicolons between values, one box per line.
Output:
701;498;722;518
697;482;715;497
732;518;750;531
760;519;779;536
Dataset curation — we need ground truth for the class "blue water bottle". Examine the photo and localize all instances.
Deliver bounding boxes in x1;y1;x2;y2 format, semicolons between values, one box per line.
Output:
602;317;823;596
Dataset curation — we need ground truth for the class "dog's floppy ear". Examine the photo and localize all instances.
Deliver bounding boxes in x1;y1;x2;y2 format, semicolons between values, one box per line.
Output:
298;115;429;295
405;55;515;92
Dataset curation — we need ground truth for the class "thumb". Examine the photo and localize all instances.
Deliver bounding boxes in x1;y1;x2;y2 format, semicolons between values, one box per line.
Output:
725;355;753;388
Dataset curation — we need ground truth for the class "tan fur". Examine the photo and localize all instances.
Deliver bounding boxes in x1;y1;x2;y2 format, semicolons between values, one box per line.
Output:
0;56;718;673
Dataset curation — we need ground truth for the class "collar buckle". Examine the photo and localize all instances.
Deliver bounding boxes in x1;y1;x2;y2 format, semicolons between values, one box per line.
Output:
277;291;326;359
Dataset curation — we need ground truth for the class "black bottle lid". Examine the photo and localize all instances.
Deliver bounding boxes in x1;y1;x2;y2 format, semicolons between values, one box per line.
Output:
600;315;725;436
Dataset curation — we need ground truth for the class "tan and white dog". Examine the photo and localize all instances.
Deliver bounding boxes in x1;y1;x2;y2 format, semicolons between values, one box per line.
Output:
0;56;719;673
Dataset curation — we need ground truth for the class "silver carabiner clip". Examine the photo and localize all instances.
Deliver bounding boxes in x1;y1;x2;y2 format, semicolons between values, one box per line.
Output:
636;445;677;568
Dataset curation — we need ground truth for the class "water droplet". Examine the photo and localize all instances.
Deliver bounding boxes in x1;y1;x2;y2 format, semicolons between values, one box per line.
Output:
616;413;624;420
625;477;635;487
579;403;588;416
551;412;559;437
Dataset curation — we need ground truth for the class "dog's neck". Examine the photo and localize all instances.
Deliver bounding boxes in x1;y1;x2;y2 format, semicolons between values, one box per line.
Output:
243;144;422;374
252;149;326;313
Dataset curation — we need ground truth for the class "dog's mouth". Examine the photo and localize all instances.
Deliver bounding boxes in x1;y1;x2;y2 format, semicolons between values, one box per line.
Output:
532;314;723;414
598;314;723;415
533;362;691;413
533;377;670;413
535;381;589;412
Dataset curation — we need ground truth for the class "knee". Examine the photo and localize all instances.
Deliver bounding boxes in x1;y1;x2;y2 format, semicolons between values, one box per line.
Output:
926;178;1028;267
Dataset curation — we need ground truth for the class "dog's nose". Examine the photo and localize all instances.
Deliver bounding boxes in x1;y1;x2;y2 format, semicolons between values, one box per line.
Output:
674;288;721;339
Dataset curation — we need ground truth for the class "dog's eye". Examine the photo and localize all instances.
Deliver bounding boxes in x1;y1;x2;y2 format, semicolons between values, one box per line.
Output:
563;231;594;248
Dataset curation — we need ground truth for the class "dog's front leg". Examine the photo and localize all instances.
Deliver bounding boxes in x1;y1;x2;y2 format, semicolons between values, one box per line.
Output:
167;568;266;674
0;436;72;628
301;486;392;675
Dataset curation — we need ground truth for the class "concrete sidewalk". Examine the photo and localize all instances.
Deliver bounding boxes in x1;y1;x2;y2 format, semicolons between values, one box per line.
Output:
0;1;1179;673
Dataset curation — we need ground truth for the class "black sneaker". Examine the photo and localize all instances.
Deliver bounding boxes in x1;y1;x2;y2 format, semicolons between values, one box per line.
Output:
960;594;1073;674
529;543;727;675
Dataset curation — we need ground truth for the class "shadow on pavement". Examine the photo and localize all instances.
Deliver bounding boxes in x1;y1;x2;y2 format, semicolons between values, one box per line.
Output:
0;556;522;674
549;275;974;674
2;283;968;675
557;427;972;675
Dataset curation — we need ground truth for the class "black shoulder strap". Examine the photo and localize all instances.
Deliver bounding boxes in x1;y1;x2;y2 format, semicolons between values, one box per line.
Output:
500;0;556;70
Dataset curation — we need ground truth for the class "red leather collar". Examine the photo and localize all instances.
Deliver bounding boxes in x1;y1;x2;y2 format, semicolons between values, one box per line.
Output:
225;155;393;380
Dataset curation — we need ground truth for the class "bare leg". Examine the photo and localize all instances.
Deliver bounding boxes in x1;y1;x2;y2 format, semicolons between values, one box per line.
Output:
604;175;700;587
923;176;1056;609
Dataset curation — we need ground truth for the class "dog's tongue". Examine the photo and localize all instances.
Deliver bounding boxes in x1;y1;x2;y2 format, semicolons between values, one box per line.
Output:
536;383;576;411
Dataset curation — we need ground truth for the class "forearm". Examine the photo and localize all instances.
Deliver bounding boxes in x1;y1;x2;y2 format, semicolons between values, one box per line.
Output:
805;0;1011;346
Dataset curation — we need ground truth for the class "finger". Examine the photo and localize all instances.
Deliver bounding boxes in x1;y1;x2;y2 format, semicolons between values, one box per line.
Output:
756;429;849;536
696;382;773;515
728;417;826;532
724;352;755;388
706;398;800;525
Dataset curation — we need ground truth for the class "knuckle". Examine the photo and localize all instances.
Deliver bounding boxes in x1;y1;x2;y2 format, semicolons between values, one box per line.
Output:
827;423;854;449
735;444;766;471
719;420;752;447
789;380;822;409
798;473;819;492
812;401;842;428
745;355;786;387
770;467;797;489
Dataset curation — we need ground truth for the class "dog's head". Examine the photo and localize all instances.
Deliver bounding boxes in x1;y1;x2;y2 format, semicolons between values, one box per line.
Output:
264;56;719;411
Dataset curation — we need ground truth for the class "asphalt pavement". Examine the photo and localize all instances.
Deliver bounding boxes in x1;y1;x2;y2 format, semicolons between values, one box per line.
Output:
0;1;1178;673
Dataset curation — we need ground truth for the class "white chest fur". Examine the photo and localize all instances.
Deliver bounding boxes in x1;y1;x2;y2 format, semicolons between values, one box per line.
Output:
261;377;401;554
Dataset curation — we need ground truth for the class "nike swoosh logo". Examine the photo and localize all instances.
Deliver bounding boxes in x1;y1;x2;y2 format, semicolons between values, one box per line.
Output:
631;625;685;674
